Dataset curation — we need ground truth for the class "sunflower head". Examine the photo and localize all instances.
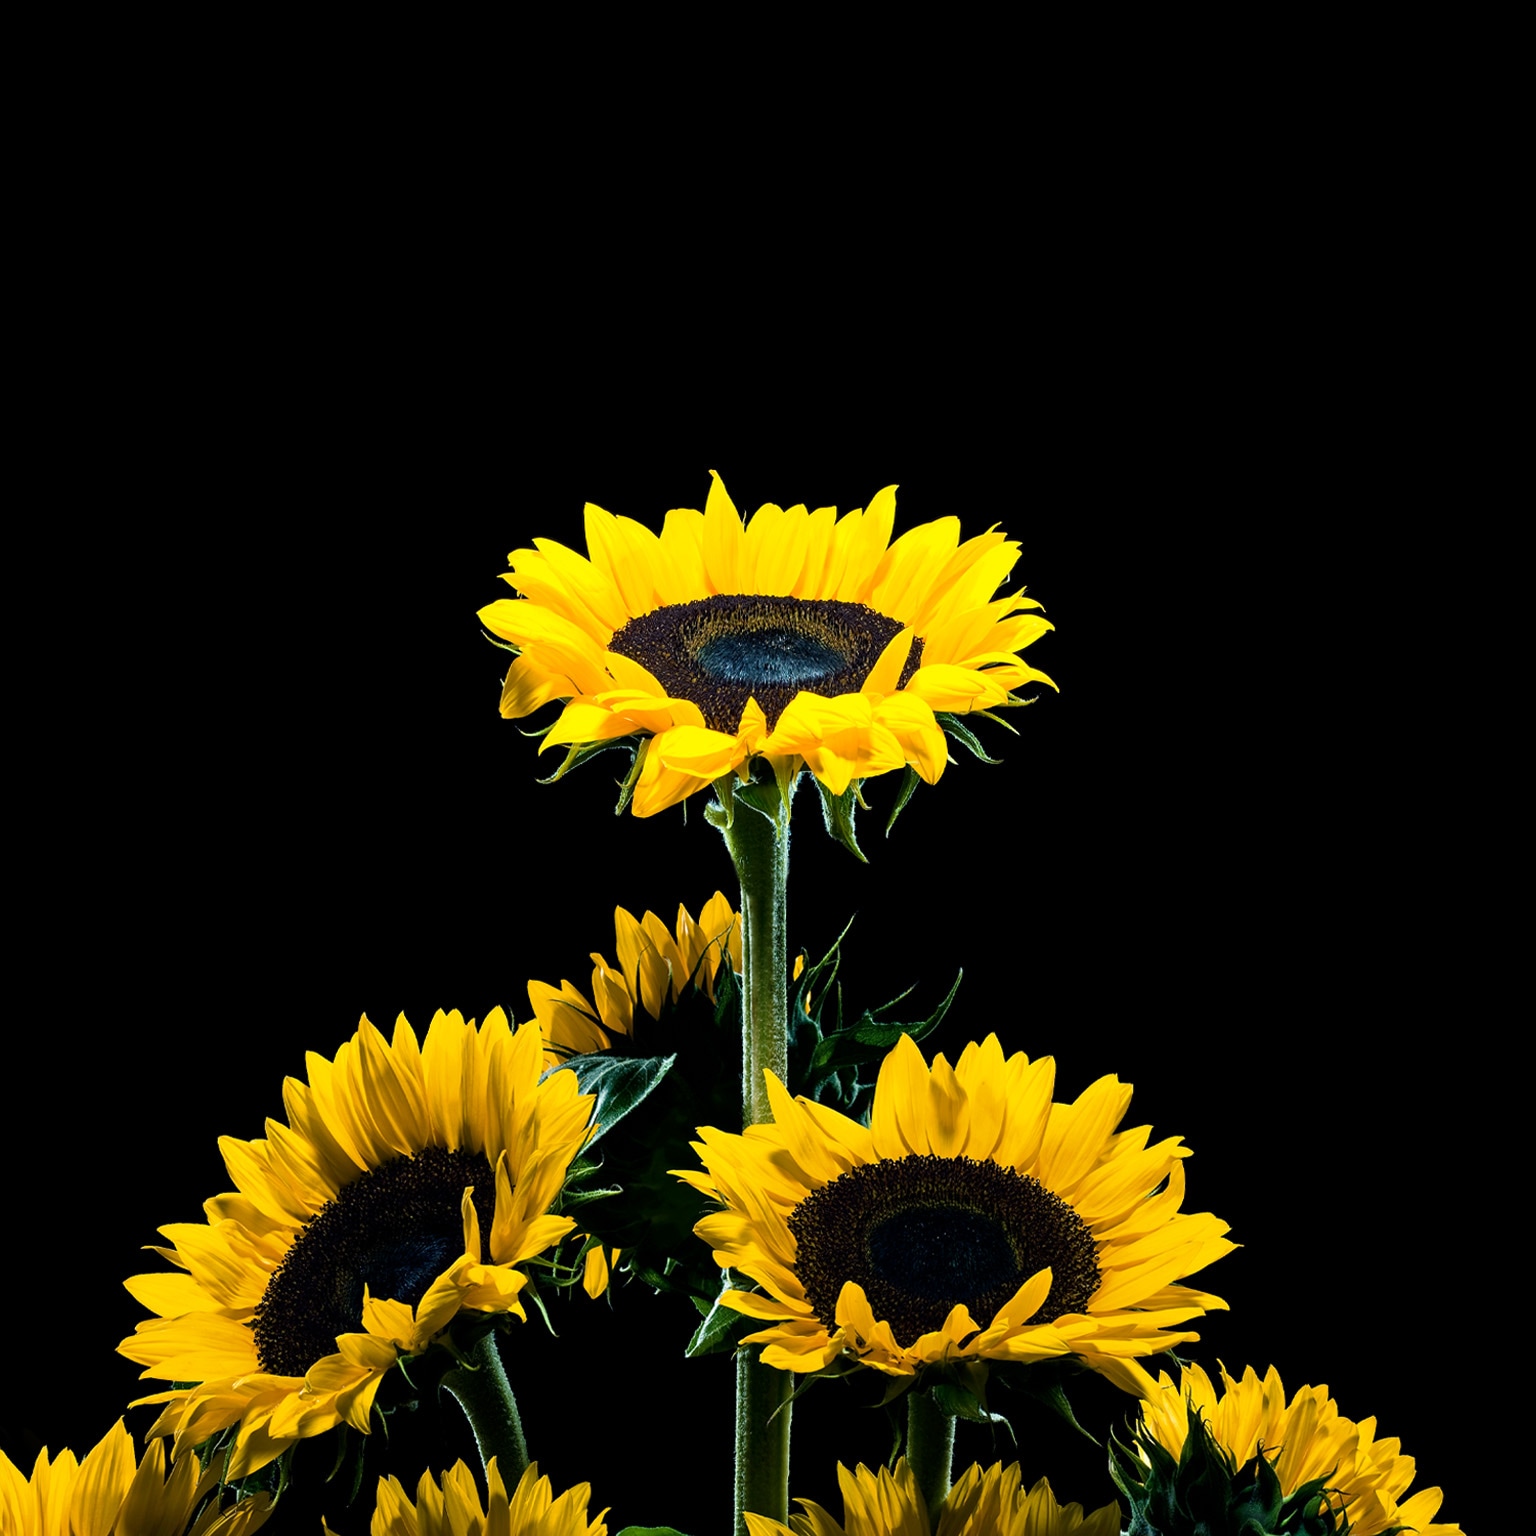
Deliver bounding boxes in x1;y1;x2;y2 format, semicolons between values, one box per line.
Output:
677;1031;1234;1398
524;894;744;1302
118;1011;594;1478
1121;1363;1464;1536
0;1419;272;1536
361;1458;608;1536
528;892;742;1062
478;472;1055;830
744;1457;1119;1536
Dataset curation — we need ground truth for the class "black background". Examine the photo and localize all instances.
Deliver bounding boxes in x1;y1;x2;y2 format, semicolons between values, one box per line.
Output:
3;364;1479;1532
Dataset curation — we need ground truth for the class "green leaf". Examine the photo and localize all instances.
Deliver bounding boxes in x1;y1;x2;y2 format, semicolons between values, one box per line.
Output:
684;1275;761;1358
812;776;867;862
549;1054;675;1148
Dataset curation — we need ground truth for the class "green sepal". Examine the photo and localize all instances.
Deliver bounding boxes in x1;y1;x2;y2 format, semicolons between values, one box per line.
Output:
616;1527;696;1535
935;711;1004;764
794;960;961;1111
969;706;1020;735
705;774;737;831
812;775;867;862
548;1053;676;1149
737;776;788;826
1015;1377;1098;1444
926;1381;1013;1433
684;1272;762;1358
1112;1404;1358;1536
884;765;921;836
981;1357;1100;1446
534;735;636;786
482;631;520;656
557;1180;623;1210
614;737;647;815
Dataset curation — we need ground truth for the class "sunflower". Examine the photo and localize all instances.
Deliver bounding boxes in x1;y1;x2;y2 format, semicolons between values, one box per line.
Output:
677;1032;1234;1397
744;1458;1119;1536
478;472;1056;817
355;1458;607;1536
1137;1363;1463;1536
118;1012;593;1478
527;891;741;1060
0;1418;272;1535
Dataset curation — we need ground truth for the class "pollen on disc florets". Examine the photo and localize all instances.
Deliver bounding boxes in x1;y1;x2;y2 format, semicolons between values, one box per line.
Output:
252;1146;498;1377
608;594;924;732
787;1154;1101;1348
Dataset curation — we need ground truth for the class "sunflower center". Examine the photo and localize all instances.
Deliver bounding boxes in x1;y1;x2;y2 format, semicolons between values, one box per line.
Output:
609;594;924;732
252;1146;497;1378
787;1154;1101;1348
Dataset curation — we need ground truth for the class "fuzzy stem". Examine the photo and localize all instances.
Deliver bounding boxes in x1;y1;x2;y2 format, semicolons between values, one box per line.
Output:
443;1331;529;1487
715;782;794;1533
735;1348;793;1534
907;1390;954;1520
718;788;791;1127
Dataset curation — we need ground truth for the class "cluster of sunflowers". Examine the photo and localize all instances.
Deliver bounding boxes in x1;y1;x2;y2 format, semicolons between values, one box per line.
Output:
4;475;1463;1534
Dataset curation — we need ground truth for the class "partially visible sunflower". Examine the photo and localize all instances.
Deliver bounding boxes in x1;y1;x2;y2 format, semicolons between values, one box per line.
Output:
119;1012;593;1477
528;891;741;1060
1137;1363;1463;1536
744;1458;1119;1536
354;1458;607;1536
678;1032;1234;1397
0;1418;272;1535
479;472;1056;817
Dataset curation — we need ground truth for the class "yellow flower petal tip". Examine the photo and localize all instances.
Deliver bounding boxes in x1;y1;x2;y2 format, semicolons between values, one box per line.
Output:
582;1244;619;1300
744;1457;1118;1536
686;1032;1233;1389
482;475;1055;816
361;1458;609;1536
0;1419;274;1536
117;1013;594;1476
1139;1363;1464;1536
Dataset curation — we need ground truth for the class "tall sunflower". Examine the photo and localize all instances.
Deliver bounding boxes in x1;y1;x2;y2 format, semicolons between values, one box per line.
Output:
744;1458;1119;1536
1136;1363;1463;1536
0;1419;272;1535
528;891;741;1059
354;1458;607;1536
478;472;1055;817
119;1012;593;1477
677;1032;1234;1397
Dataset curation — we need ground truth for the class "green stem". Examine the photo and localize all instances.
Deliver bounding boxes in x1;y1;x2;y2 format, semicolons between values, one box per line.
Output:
443;1331;529;1487
735;1349;793;1534
714;779;794;1533
907;1390;954;1521
716;783;792;1128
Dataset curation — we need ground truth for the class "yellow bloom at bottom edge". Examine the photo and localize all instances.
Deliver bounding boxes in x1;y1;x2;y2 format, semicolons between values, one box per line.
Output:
358;1458;608;1536
744;1458;1119;1536
1139;1362;1463;1536
0;1419;271;1536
